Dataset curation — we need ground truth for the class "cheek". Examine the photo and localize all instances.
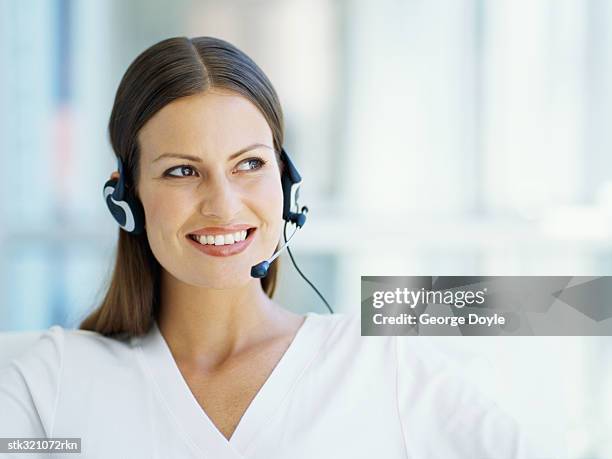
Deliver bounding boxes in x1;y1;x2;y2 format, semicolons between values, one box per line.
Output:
139;185;191;238
250;175;284;223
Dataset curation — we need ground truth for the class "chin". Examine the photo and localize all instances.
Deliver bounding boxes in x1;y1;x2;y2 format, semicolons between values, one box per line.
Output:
180;264;258;290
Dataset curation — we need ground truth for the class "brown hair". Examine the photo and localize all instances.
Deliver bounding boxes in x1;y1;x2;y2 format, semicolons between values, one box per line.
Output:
79;36;285;337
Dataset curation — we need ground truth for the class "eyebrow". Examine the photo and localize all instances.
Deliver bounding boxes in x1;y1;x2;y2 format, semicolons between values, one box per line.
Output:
152;143;273;163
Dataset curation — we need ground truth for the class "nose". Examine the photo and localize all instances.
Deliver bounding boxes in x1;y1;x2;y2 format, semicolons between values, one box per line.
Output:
197;173;243;221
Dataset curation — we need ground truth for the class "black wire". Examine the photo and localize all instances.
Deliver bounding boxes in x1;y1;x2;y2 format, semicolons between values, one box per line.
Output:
283;220;334;314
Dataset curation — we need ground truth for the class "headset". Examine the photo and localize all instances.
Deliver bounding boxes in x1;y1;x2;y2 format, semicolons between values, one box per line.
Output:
103;148;334;314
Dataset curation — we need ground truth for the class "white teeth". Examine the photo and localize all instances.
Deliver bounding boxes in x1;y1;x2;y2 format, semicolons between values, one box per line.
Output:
191;229;251;246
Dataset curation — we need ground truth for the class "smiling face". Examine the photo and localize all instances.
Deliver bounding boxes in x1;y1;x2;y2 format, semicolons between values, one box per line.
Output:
136;89;284;289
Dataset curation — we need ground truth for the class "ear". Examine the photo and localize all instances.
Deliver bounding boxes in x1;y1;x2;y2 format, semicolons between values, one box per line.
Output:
110;171;120;181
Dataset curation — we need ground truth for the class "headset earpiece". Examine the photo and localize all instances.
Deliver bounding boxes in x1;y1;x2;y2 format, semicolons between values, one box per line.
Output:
280;148;307;227
103;158;146;235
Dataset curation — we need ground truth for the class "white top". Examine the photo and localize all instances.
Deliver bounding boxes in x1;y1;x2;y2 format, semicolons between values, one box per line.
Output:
0;311;535;458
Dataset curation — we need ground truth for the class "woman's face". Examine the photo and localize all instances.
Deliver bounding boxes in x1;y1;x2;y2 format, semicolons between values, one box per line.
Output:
136;89;283;289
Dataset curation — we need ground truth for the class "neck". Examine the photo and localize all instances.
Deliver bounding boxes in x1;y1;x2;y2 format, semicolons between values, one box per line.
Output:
157;269;299;368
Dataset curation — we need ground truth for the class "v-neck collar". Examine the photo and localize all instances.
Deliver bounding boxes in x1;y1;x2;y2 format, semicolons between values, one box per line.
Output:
135;311;327;458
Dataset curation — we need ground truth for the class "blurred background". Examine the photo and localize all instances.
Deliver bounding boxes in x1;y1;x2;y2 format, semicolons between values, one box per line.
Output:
1;0;611;457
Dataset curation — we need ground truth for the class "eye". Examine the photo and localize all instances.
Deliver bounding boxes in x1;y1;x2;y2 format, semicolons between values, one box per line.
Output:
235;157;267;172
164;165;198;178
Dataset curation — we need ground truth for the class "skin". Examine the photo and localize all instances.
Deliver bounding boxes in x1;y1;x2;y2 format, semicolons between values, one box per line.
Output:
109;89;305;437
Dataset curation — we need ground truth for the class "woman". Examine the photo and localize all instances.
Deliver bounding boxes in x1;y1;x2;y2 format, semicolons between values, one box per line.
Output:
0;36;533;458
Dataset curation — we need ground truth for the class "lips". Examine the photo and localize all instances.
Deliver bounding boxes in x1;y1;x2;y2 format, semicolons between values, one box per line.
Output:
186;227;257;257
